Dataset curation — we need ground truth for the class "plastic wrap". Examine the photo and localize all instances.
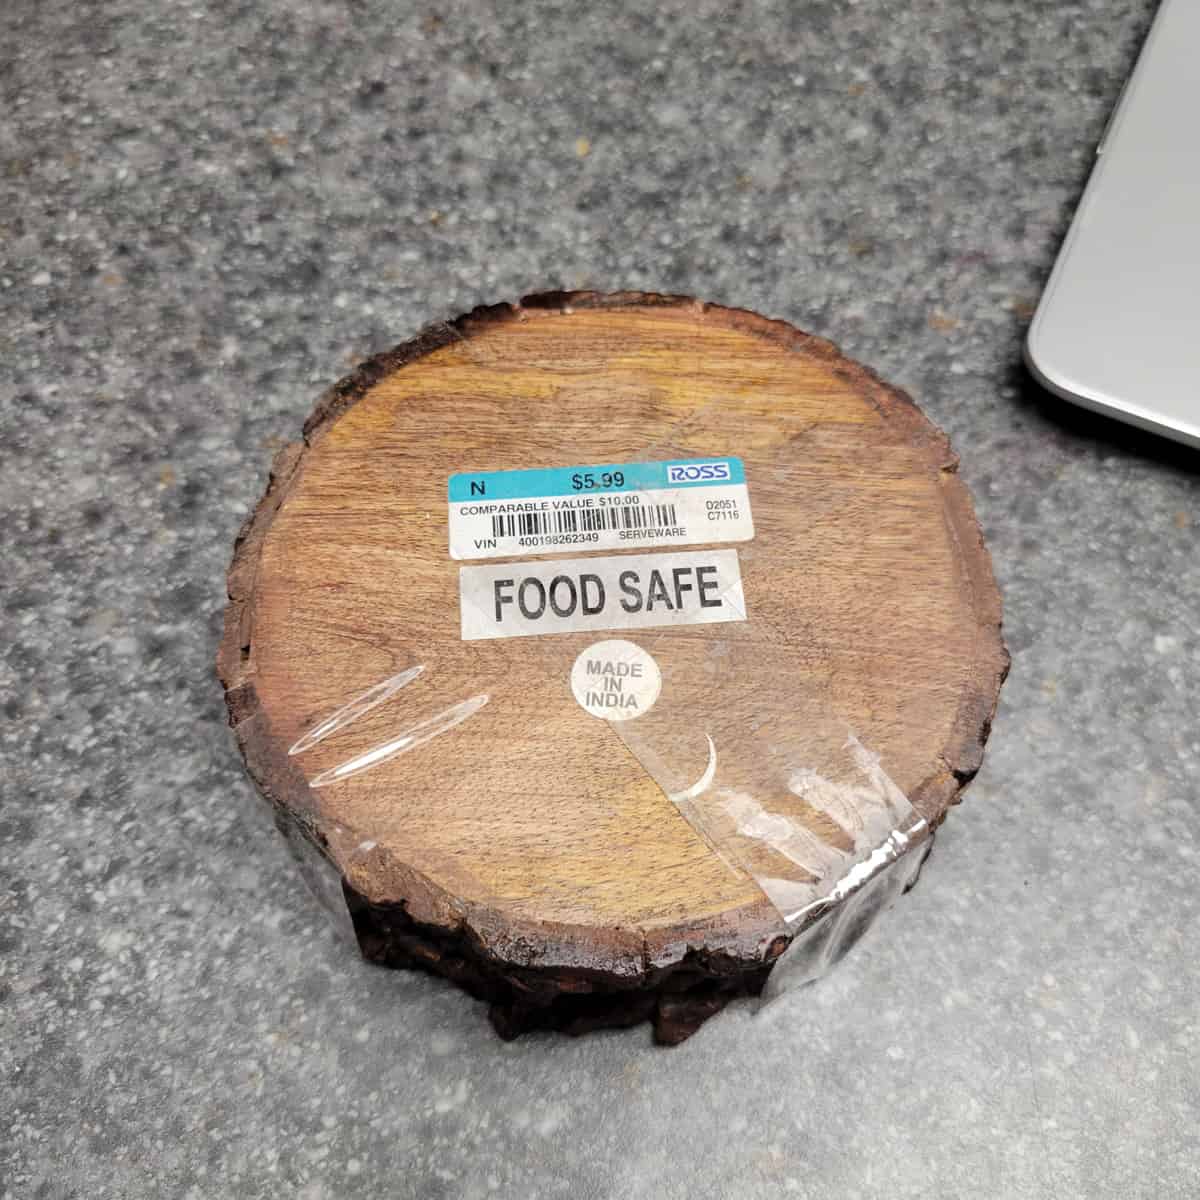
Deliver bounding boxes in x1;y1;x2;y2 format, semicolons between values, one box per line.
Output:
273;450;938;1005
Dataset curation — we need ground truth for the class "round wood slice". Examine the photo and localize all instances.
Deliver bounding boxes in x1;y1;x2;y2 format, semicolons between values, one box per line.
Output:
218;292;1007;1043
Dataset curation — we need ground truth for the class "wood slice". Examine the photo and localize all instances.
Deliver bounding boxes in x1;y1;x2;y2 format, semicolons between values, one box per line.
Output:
218;292;1007;1043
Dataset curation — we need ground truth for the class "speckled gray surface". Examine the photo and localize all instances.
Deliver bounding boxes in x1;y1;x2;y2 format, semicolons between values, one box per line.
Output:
4;1;1198;1196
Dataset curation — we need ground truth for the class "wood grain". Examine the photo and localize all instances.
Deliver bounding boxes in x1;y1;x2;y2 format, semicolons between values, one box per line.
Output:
218;292;1007;1042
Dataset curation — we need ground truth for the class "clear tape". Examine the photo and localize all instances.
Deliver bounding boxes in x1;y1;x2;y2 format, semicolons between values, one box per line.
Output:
274;810;359;947
288;665;426;756
608;628;929;929
308;693;489;788
591;567;931;950
760;827;932;1002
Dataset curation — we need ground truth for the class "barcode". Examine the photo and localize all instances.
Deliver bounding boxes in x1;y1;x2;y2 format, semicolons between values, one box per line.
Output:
491;503;679;539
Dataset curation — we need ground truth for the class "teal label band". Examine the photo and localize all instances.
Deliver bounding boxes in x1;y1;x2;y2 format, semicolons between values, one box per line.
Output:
449;457;746;503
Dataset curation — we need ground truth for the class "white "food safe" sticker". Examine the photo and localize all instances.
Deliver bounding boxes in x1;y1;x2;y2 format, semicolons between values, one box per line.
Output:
458;549;747;641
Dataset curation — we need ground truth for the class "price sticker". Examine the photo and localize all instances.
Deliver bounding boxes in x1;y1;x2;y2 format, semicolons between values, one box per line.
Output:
447;457;754;561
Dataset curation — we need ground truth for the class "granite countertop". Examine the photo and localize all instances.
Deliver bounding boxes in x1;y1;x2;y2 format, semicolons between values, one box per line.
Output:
4;1;1197;1197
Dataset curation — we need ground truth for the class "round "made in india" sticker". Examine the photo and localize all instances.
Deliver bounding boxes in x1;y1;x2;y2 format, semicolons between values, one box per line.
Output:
569;639;661;722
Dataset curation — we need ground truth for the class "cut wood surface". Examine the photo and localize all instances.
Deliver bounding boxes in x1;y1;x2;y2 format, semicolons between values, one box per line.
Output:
218;292;1007;1043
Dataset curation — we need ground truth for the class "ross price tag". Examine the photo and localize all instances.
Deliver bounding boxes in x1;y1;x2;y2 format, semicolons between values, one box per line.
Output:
447;457;754;560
